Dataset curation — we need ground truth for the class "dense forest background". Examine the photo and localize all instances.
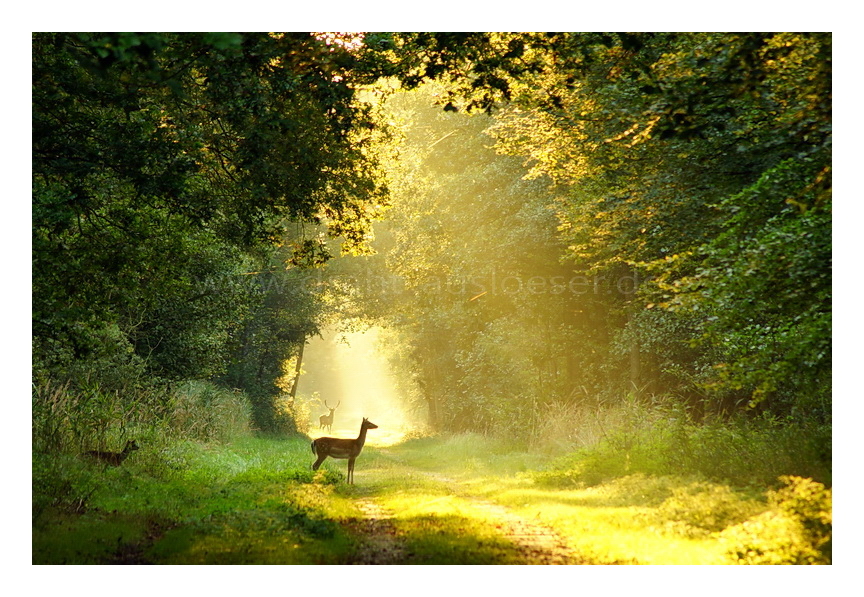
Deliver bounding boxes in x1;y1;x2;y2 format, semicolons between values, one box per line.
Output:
33;32;830;432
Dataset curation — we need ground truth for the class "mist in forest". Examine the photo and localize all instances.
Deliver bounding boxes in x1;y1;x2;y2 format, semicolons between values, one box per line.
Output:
296;327;423;446
31;33;832;568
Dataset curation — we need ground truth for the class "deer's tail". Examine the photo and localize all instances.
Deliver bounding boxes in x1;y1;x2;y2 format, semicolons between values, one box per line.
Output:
311;440;317;455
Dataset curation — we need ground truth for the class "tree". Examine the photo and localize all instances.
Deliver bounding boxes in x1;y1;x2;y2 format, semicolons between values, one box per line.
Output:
32;33;389;420
351;84;585;435
378;32;831;417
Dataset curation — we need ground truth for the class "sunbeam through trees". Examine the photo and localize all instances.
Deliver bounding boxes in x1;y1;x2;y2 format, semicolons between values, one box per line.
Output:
32;31;831;568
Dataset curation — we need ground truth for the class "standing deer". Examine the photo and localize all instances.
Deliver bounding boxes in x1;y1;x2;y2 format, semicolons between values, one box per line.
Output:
83;439;139;466
311;418;378;484
318;400;340;433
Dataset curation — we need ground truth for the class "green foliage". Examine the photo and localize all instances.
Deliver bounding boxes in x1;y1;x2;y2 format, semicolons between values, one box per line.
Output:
33;436;354;564
314;33;831;448
681;156;830;409
534;399;830;489
32;32;392;426
385;32;831;416
720;476;831;564
33;34;832;566
356;84;588;437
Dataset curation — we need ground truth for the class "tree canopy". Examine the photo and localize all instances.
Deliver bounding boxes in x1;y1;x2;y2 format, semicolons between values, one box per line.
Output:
32;32;831;432
33;32;389;428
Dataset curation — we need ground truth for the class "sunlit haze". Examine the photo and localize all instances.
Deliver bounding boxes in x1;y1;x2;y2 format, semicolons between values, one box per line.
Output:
297;327;420;446
32;32;832;569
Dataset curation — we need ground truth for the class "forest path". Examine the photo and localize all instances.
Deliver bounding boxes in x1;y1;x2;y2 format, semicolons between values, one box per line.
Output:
345;498;406;564
411;470;580;565
344;460;580;565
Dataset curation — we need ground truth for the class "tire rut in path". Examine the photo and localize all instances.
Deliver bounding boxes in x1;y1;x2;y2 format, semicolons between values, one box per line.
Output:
418;470;579;564
348;469;581;565
346;498;407;565
469;498;578;564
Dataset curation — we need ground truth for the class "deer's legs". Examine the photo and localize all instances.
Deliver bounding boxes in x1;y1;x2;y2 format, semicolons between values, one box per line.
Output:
347;457;356;484
312;455;327;470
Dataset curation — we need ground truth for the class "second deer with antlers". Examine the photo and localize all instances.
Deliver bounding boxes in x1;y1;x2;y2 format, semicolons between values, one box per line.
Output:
318;400;340;433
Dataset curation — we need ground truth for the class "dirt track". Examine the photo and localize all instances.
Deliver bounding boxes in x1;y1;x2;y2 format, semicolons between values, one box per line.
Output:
347;499;406;564
346;470;580;565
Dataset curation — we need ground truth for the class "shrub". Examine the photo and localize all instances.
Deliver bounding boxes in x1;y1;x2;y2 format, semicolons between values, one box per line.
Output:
720;476;831;564
532;396;831;489
171;381;252;442
651;481;765;537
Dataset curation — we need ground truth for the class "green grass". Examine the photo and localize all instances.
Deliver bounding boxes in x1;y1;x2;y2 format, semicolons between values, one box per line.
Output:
531;413;831;490
368;433;831;565
32;429;831;565
33;435;360;564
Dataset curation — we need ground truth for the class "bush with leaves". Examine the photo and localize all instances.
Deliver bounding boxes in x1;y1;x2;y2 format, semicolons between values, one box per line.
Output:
721;476;831;564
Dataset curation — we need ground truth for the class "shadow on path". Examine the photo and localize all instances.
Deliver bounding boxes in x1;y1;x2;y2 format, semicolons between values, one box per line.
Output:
345;468;582;565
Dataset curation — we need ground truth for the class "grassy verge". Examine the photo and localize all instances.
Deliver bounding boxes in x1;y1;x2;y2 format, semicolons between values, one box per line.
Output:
371;432;832;565
32;378;831;565
33;435;360;564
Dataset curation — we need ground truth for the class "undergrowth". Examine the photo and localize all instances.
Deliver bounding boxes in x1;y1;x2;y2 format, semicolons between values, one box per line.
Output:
533;404;830;489
526;397;832;565
32;379;257;521
719;475;832;564
32;435;351;564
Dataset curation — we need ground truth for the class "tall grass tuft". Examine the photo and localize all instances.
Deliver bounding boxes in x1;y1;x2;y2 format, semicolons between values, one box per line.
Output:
33;379;253;453
720;476;832;564
32;378;254;521
532;395;831;489
171;381;252;442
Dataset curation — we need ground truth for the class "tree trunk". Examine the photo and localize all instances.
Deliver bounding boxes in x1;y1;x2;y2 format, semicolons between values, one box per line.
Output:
288;339;305;404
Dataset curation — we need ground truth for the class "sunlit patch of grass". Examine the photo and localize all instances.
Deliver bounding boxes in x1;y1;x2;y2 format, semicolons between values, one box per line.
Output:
648;479;766;537
379;490;524;564
452;467;835;565
383;434;788;565
353;445;549;564
454;474;748;564
382;432;550;478
534;504;722;564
